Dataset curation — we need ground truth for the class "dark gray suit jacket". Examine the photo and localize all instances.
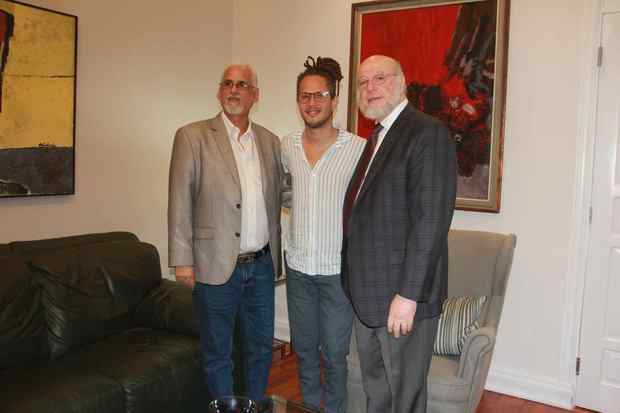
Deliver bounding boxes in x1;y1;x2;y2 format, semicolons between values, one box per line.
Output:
342;104;456;328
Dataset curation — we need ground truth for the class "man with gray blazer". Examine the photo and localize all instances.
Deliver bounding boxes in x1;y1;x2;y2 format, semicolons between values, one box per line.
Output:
342;55;456;412
168;64;282;403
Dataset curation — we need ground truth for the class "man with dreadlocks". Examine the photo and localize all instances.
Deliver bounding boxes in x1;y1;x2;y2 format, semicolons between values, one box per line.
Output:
281;56;365;412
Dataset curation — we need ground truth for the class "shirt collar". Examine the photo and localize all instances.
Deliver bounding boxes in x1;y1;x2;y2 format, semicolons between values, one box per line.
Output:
293;128;351;147
379;98;408;132
221;111;254;142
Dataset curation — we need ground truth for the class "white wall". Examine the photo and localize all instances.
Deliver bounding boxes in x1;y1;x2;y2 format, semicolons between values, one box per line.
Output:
0;0;232;277
232;0;593;408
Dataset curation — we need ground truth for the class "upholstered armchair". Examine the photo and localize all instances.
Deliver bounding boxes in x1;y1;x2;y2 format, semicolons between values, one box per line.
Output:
347;229;517;413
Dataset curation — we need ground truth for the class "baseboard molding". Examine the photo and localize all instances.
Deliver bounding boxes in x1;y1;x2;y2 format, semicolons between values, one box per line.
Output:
486;367;574;409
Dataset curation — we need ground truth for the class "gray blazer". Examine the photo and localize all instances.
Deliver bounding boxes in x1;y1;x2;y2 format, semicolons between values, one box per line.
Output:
168;114;282;285
342;105;457;327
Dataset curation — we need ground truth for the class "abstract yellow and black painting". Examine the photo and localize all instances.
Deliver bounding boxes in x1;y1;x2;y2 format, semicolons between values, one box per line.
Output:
0;0;76;197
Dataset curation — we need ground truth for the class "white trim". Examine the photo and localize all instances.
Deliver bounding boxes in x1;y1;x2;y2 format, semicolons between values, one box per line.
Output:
486;368;574;409
603;0;620;13
562;0;602;407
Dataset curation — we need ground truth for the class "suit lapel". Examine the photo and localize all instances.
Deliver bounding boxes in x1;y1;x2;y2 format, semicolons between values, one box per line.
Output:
253;127;272;202
210;114;240;186
356;106;413;203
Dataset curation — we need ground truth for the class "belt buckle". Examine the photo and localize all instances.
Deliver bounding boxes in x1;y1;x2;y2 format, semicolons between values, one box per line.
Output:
237;252;255;264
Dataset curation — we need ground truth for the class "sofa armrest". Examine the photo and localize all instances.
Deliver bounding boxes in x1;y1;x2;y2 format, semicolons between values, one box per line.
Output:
456;325;495;379
456;326;496;412
133;279;199;337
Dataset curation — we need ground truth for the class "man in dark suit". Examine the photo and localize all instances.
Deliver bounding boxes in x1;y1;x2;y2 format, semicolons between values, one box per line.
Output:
342;55;456;412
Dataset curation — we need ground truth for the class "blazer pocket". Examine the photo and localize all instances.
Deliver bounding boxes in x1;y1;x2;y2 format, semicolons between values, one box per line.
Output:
194;227;215;239
390;250;406;265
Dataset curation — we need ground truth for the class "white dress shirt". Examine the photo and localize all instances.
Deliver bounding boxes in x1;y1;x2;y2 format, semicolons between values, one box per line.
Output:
370;98;408;165
221;112;269;253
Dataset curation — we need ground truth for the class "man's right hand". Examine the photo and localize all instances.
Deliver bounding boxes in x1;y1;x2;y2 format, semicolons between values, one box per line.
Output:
175;266;196;289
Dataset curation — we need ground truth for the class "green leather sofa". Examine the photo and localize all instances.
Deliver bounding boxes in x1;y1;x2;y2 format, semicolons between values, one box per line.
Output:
0;231;243;413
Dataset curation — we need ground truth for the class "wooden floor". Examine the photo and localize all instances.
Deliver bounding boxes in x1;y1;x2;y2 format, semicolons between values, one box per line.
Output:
266;350;596;412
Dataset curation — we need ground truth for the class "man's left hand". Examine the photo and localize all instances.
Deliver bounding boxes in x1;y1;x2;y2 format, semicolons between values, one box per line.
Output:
387;294;417;338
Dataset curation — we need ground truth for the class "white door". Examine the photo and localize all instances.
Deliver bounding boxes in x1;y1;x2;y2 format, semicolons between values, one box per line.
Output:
576;7;620;413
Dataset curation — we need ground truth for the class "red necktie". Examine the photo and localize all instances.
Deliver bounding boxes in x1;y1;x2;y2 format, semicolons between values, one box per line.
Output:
343;124;383;234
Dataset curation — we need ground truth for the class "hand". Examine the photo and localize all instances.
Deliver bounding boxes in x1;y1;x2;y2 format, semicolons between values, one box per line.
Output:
387;294;417;338
175;266;196;289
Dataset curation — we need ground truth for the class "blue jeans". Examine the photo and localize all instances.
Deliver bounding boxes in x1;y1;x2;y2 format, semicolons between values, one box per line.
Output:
193;252;274;401
286;265;354;413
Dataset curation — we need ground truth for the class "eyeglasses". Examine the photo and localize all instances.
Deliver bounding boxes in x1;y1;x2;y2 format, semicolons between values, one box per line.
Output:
358;73;397;90
219;79;254;90
298;90;331;104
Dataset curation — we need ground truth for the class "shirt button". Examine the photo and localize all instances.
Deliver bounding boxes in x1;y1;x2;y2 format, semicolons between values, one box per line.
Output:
235;232;240;238
236;203;241;209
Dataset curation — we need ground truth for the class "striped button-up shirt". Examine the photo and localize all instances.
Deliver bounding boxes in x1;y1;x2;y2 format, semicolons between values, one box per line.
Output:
282;129;365;275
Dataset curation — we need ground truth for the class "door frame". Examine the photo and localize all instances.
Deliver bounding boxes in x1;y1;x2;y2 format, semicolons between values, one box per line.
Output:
564;0;619;408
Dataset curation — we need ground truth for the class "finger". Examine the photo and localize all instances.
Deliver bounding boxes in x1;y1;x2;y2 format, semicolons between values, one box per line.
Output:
179;277;193;288
393;322;400;338
402;321;412;336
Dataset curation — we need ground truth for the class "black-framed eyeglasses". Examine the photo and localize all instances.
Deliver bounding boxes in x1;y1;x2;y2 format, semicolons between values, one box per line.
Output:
358;73;397;90
298;90;331;104
219;79;254;90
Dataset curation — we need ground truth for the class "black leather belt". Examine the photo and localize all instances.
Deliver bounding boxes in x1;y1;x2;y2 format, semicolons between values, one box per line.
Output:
237;244;270;264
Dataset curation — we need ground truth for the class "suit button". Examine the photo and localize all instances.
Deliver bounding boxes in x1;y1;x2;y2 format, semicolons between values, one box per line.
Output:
236;203;241;209
235;232;240;237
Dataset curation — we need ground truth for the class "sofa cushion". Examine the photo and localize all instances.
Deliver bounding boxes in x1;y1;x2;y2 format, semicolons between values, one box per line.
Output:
0;355;124;413
31;240;162;358
74;328;207;413
434;296;486;356
0;256;47;369
134;279;199;336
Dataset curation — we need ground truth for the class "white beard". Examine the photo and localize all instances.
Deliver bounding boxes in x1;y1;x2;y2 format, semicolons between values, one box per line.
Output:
361;104;393;121
359;80;404;121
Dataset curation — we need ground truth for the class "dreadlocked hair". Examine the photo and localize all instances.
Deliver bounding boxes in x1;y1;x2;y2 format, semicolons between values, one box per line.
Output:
296;56;343;99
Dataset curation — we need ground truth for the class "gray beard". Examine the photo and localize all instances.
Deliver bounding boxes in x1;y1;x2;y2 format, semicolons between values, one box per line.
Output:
223;103;243;116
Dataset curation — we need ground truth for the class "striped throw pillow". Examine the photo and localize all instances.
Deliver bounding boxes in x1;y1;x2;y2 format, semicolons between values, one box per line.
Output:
433;296;487;356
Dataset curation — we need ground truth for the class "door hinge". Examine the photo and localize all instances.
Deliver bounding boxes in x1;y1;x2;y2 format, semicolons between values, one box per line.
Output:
589;206;593;224
576;357;581;376
597;46;603;67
